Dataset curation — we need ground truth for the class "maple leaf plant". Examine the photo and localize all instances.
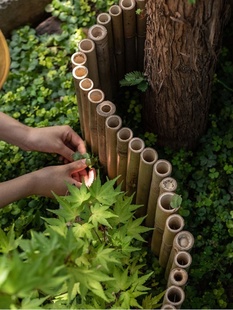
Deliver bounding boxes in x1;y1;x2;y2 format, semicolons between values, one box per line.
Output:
0;174;164;309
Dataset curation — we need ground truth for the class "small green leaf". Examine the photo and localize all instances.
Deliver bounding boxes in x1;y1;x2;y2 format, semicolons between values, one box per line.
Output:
170;194;182;209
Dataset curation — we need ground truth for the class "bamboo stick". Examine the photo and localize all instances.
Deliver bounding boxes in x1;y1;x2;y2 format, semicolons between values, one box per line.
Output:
167;268;188;289
78;38;100;88
171;251;192;274
97;12;117;98
126;137;145;200
96;101;116;173
146;159;172;227
116;127;134;190
88;24;112;100
135;148;158;218
109;4;125;80
136;0;146;71
162;285;185;309
88;89;105;155
105;115;123;180
72;65;89;138
151;192;180;256
161;304;176;310
159;214;185;268
79;78;94;148
71;51;87;68
159;177;178;196
119;0;137;72
165;231;194;279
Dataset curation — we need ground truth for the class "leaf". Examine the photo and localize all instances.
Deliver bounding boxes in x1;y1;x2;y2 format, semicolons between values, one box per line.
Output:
170;194;182;209
89;203;118;228
72;222;94;239
142;291;165;309
0;225;22;254
125;217;153;242
92;244;120;271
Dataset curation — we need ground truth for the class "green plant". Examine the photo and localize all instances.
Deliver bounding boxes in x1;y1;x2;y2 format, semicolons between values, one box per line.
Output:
0;174;164;309
120;71;149;92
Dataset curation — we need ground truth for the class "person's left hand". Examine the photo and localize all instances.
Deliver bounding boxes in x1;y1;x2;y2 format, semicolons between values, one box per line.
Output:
26;125;86;162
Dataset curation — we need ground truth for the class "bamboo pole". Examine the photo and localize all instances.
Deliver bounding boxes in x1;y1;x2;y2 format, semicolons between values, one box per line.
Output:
97;12;117;98
161;304;176;310
79;78;94;148
165;231;194;279
146;159;172;227
159;214;185;268
71;51;87;68
109;4;125;80
78;38;100;88
126;137;145;200
171;251;192;273
159;177;178;196
88;89;105;155
136;0;146;71
96;101;116;173
151;192;180;256
135;148;158;218
162;285;185;309
72;65;88;138
116;127;134;190
88;24;112;100
167;268;188;289
119;0;137;73
105;115;123;180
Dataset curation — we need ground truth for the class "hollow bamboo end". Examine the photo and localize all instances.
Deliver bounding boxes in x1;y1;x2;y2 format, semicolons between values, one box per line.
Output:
174;231;195;251
168;268;188;287
117;127;133;143
109;4;122;16
72;65;88;80
88;24;107;42
97;12;111;25
164;285;185;307
79;78;94;91
78;38;95;53
160;177;178;193
158;192;179;212
154;159;172;177
161;304;176;310
174;251;192;269
166;214;185;233
71;51;87;67
119;0;136;10
128;137;145;153
106;115;122;130
96;100;116;116
141;147;158;165
88;89;105;104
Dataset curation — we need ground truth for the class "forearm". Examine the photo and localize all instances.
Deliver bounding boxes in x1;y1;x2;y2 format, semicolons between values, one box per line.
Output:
0;172;38;208
0;112;31;150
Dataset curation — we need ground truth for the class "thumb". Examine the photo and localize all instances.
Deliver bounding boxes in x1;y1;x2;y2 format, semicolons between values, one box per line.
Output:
67;159;87;173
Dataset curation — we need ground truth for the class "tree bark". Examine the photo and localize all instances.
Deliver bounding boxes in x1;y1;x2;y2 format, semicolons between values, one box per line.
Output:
143;0;230;150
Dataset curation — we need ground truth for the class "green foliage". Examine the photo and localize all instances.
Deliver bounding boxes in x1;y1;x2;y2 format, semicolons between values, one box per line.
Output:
0;175;163;309
120;71;149;92
72;152;99;168
170;194;182;209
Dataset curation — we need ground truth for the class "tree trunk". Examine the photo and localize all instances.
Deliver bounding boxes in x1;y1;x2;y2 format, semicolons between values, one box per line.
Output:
143;0;230;150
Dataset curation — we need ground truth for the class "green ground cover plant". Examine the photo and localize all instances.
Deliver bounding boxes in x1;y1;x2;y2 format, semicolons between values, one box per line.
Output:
0;0;233;308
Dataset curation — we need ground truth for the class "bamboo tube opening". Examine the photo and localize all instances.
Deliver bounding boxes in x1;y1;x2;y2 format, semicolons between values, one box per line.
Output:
79;39;95;53
160;177;178;193
71;52;87;67
88;25;107;42
174;251;192;269
96;101;116;116
72;66;88;79
165;286;185;305
174;231;195;251
120;0;135;9
88;89;104;103
109;5;122;16
129;138;144;152
79;78;93;91
159;192;177;211
161;305;176;310
168;268;188;287
106;115;122;129
141;148;158;163
97;12;111;24
154;160;172;176
167;214;184;231
117;127;133;141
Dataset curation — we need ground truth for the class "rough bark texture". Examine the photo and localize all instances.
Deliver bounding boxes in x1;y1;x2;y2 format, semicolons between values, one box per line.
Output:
143;0;230;150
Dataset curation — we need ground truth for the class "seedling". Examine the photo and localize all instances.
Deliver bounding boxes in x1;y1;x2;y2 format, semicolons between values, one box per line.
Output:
72;151;98;168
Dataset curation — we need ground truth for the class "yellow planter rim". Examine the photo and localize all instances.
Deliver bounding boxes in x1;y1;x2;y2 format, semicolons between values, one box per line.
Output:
0;30;10;89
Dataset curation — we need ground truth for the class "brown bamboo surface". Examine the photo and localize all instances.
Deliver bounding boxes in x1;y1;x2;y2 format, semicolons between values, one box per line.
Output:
151;192;180;256
0;30;10;89
88;89;105;155
96;101;116;172
136;0;146;71
88;25;112;100
161;304;176;310
171;251;192;273
159;214;185;268
105;115;123;179
135;147;158;218
162;285;185;309
72;65;89;138
78;38;100;88
146;159;172;227
116;127;134;190
126;137;145;200
79;78;94;148
109;4;125;80
71;51;87;68
119;0;137;72
167;268;188;289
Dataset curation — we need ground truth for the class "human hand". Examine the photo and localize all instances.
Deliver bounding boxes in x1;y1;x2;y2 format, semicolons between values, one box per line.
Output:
26;125;86;162
33;160;95;198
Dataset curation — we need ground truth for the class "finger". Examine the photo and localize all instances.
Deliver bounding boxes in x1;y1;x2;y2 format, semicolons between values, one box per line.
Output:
68;159;87;173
